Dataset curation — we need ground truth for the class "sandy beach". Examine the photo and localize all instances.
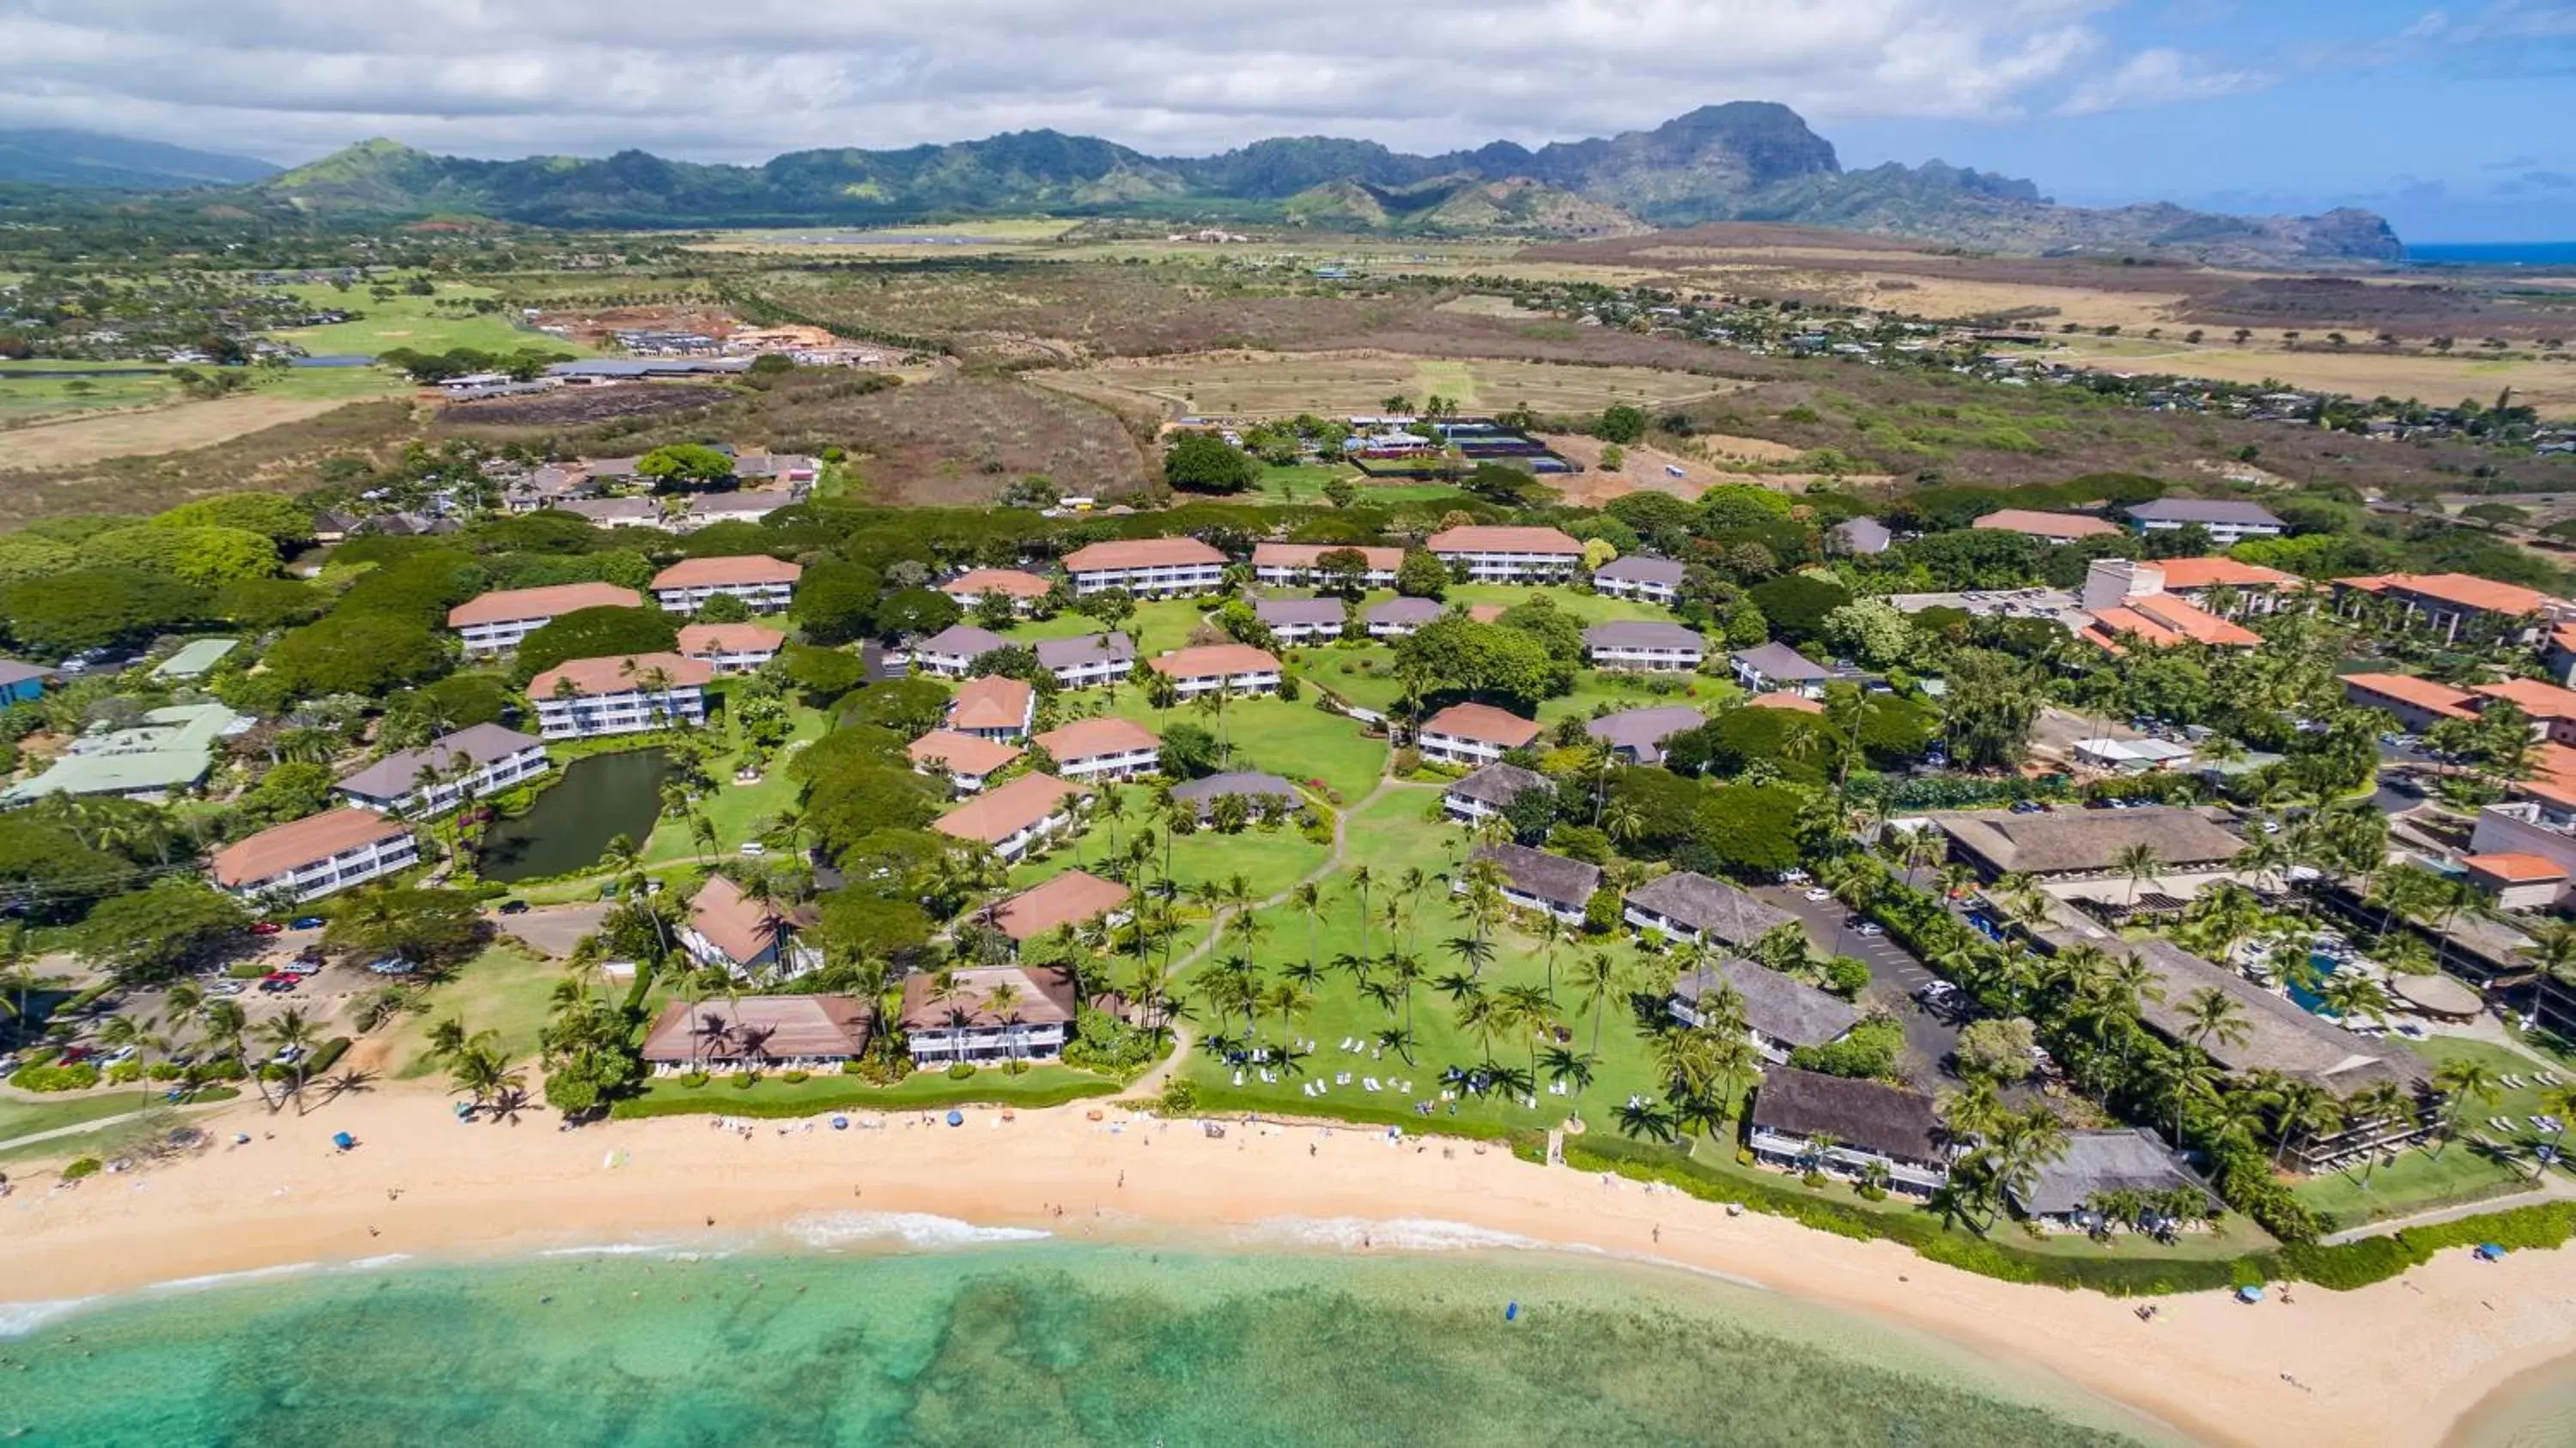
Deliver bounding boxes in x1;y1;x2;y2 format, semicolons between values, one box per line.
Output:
1;1088;2568;1447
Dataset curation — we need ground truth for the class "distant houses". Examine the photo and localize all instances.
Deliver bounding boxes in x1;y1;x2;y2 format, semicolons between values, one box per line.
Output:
1585;706;1707;765
449;582;646;655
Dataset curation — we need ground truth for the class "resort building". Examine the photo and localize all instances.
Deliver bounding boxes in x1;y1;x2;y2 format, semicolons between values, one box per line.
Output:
1035;633;1135;690
899;964;1081;1066
1366;597;1443;639
2461;849;2570;912
2076;560;2263;651
335;724;550;816
650;555;800;614
2008;1130;2215;1232
677;621;786;675
1425;525;1583;583
1062;537;1228;597
677;495;780;532
1250;543;1400;588
2123;498;2286;545
908;729;1023;794
2467;802;2576;908
1443;763;1550;824
2340;673;2476;732
941;569;1053;613
1416;702;1541;767
1747;1068;1951;1196
1583;621;1706;672
947;676;1036;741
0;660;49;705
981;869;1132;951
211;808;420;903
526;653;713;739
1254;597;1346;645
1670;958;1862;1064
1827;518;1893;556
680;872;822;981
0;702;247;805
1728;642;1832;697
1148;644;1282;698
1970;509;2119;545
1459;843;1601;924
1585;706;1710;765
912;624;1008;678
1171;771;1301;819
641;996;873;1075
2336;573;2564;642
1622;871;1796;950
448;582;645;655
2473;678;2576;744
1034;716;1161;782
1589;555;1685;606
933;772;1092;862
2148;557;2302;615
1930;806;2245;885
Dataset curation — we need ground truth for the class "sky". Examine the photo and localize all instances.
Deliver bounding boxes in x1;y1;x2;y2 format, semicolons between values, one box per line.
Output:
3;0;2572;240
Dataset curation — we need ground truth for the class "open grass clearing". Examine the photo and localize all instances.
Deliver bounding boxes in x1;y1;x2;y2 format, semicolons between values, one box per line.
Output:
639;696;830;870
2292;1036;2569;1229
2047;333;2576;417
261;281;592;362
376;943;562;1082
0;1090;166;1144
0;392;383;470
614;1062;1116;1116
1005;784;1331;904
1043;350;1737;421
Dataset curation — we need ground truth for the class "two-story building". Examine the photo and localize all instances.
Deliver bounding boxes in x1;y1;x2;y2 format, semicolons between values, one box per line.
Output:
933;772;1092;862
526;653;713;739
1425;525;1583;583
1622;870;1797;951
1728;642;1832;697
1670;958;1862;1064
1250;543;1400;588
334;724;550;816
1255;597;1346;645
1062;537;1228;597
1366;597;1443;638
1583;621;1705;672
942;569;1054;614
1589;555;1685;606
1149;644;1281;699
1585;705;1707;765
1034;632;1135;690
948;676;1036;741
447;582;645;655
911;625;1008;678
2124;498;2286;545
1033;716;1161;782
677;621;785;675
2335;573;2565;644
1458;842;1600;924
211;809;420;903
1416;702;1541;767
908;729;1023;794
1747;1068;1952;1196
898;965;1080;1065
651;555;800;614
1442;763;1550;824
641;996;873;1075
680;872;822;981
2340;672;2477;733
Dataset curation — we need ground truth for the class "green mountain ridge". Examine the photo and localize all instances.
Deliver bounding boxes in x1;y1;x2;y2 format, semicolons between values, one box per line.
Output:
0;128;280;191
239;102;2396;261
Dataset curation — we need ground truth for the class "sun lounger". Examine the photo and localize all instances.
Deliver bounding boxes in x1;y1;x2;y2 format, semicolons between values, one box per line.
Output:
1364;1077;1381;1091
2492;1116;2517;1131
1232;1070;1244;1086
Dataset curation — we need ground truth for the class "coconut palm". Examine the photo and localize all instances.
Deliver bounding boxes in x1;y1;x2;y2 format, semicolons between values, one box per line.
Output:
262;1008;323;1115
2111;841;2165;906
2266;1078;2346;1170
1497;983;1556;1087
2430;1056;2502;1158
1346;864;1376;965
983;980;1026;1067
2178;987;2250;1056
1571;951;1624;1059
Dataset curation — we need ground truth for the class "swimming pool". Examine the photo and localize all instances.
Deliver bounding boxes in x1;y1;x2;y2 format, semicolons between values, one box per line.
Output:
2288;952;2340;1017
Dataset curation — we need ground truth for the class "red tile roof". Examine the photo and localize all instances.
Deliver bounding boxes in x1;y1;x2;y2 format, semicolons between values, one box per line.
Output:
686;871;815;965
1148;644;1281;678
896;964;1078;1031
2153;557;2300;590
1250;543;1404;571
908;729;1023;777
1061;537;1226;572
949;676;1035;732
1971;508;2119;540
2473;678;2576;721
447;582;643;628
1425;526;1583;555
943;568;1053;599
2464;853;2567;884
2339;672;2476;721
211;809;411;888
986;869;1132;941
526;652;714;698
2341;572;2558;617
1034;715;1158;763
1421;702;1542;747
651;554;802;589
677;622;785;656
934;773;1092;846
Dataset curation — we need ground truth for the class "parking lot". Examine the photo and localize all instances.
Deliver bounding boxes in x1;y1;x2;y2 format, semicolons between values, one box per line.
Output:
1754;883;1960;1095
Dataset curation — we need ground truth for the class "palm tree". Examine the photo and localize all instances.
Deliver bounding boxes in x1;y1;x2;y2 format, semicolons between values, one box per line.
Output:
1497;983;1556;1087
2111;841;2165;906
2431;1056;2502;1158
2267;1079;2346;1170
262;1008;323;1115
1572;951;1623;1058
1601;796;1644;853
984;980;1027;1067
1346;865;1376;966
2343;1080;2416;1188
2178;987;2249;1056
1291;881;1323;983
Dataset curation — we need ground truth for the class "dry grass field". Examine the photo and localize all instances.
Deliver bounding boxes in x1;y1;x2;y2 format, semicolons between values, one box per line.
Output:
0;394;376;471
2048;335;2576;414
0;400;417;529
1033;350;1741;419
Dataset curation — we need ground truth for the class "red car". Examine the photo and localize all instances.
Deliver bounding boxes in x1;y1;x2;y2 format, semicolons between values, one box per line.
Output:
248;922;284;936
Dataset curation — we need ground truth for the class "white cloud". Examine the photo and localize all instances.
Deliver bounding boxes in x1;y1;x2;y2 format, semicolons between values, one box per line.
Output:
2057;46;2269;113
0;0;2122;163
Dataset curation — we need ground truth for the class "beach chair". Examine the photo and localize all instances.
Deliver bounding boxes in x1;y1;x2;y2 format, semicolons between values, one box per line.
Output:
1232;1070;1244;1086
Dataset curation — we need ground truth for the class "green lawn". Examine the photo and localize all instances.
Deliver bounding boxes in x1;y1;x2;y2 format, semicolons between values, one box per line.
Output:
639;696;829;868
2293;1037;2565;1229
0;368;179;423
261;281;596;362
1086;690;1388;803
382;943;564;1081
614;1063;1119;1118
1248;463;1357;504
1005;784;1332;903
0;1091;163;1144
1003;599;1213;658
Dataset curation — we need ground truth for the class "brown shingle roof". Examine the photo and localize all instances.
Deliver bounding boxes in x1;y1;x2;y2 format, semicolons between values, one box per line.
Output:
934;772;1091;846
897;965;1079;1031
1751;1067;1944;1163
211;809;411;888
1149;644;1281;679
651;554;802;589
986;870;1132;941
641;996;872;1065
526;652;714;698
1934;806;2245;876
1034;715;1158;764
949;676;1035;732
1469;842;1601;910
447;582;643;628
1420;702;1540;747
1062;537;1226;572
677;622;785;656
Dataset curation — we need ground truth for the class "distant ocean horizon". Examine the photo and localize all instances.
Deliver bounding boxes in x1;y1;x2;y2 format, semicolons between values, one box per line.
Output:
2405;241;2576;268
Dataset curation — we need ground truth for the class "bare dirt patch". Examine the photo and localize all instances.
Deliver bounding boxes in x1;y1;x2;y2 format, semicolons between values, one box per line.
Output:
0;394;368;470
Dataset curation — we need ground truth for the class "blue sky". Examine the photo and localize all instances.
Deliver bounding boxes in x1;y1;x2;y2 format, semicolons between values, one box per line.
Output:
3;0;2570;240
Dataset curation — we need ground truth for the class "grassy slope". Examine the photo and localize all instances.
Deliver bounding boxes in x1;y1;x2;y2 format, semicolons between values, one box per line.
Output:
381;943;562;1081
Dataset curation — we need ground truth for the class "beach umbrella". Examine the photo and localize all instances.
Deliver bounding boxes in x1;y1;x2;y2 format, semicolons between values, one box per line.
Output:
2235;1285;2264;1304
945;1110;964;1128
331;1132;355;1151
831;1116;849;1130
2476;1243;2506;1261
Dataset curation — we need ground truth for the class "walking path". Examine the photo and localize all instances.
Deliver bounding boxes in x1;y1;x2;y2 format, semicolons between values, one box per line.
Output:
0;1097;233;1155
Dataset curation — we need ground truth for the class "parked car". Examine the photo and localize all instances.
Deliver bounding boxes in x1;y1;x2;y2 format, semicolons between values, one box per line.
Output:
1803;887;1833;903
366;957;418;976
99;1046;137;1068
1851;922;1885;938
207;980;246;998
2008;800;2045;814
281;959;323;977
1776;869;1810;885
289;916;326;930
247;922;284;936
497;899;531;916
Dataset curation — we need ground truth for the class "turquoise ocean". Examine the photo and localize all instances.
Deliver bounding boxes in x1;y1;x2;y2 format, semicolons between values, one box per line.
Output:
0;1228;2178;1447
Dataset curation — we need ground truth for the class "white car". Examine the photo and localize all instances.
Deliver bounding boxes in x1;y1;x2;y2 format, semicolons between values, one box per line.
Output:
1803;887;1833;903
1852;922;1885;938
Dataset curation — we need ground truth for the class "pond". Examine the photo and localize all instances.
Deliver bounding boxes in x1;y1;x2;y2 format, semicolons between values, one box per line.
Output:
475;748;672;883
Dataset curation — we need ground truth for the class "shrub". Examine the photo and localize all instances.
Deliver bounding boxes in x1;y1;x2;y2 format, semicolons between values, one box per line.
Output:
731;1072;757;1089
680;1071;710;1087
61;1157;100;1181
782;1069;811;1084
9;1063;100;1092
1160;1077;1201;1114
946;1061;977;1080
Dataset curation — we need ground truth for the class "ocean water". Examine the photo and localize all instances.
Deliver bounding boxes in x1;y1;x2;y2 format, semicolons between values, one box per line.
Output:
0;1230;2169;1447
2406;242;2576;269
2446;1351;2576;1447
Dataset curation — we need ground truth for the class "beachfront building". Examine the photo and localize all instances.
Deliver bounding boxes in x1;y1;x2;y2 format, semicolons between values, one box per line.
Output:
651;555;800;614
681;872;822;981
1416;702;1541;767
1250;543;1400;588
335;724;550;817
641;996;873;1075
941;569;1053;614
1729;642;1832;698
910;625;1007;678
1148;644;1281;699
1255;597;1346;645
933;772;1092;862
1459;843;1601;925
448;582;645;655
2123;498;2285;546
1443;763;1550;824
527;653;713;739
1589;555;1685;606
1063;538;1228;597
981;870;1132;953
948;676;1036;742
1671;958;1862;1064
1748;1068;1951;1196
1425;526;1583;583
1172;771;1300;820
908;729;1023;794
211;808;420;904
1035;633;1135;690
2335;573;2564;644
1585;706;1708;765
1033;716;1160;782
1366;597;1443;639
1622;870;1796;951
898;965;1081;1065
2148;557;2302;616
678;622;785;675
1970;508;2119;545
1583;621;1705;673
2009;1130;2218;1232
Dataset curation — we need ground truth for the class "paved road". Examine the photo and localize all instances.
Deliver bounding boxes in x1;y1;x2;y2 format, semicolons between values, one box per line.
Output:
494;901;612;958
1753;884;1959;1094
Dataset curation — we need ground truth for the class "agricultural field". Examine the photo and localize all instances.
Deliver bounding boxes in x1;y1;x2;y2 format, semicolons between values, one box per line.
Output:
1041;351;1740;421
2047;333;2576;417
260;281;594;362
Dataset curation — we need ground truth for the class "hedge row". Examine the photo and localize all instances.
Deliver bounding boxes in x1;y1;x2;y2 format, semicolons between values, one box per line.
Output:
607;1075;1120;1121
1180;1086;1544;1151
2284;1202;2576;1290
